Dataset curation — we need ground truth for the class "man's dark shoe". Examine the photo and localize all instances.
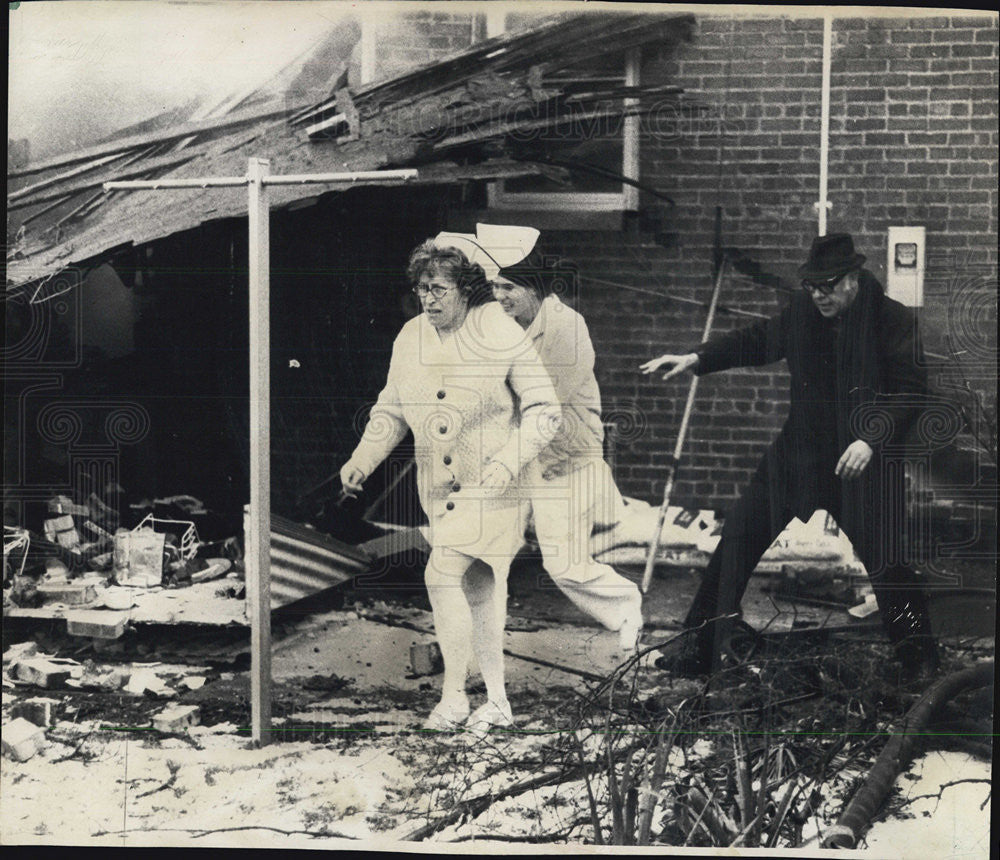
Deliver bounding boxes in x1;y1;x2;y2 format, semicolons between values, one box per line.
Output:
653;643;711;677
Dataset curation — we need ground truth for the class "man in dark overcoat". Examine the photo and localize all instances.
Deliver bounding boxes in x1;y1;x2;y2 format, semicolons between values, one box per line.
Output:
641;233;939;681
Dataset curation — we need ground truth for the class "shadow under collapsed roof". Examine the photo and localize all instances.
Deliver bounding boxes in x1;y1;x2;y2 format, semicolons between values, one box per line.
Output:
6;11;695;291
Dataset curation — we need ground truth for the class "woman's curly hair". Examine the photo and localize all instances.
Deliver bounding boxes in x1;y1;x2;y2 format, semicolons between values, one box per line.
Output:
406;240;493;307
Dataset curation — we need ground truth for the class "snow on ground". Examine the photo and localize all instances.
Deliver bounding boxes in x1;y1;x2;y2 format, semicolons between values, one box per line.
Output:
2;599;993;852
863;751;992;860
1;721;413;847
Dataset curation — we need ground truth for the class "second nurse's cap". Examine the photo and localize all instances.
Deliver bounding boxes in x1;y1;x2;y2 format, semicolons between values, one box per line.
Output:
432;224;540;280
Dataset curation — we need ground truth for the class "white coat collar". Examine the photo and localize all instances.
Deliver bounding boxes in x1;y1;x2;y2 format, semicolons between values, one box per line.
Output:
524;294;562;342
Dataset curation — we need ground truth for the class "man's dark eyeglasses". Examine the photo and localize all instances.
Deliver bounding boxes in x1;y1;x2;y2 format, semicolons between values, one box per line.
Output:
412;284;453;300
801;276;842;295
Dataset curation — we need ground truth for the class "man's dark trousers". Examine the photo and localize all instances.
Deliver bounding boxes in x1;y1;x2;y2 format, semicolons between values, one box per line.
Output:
684;451;936;671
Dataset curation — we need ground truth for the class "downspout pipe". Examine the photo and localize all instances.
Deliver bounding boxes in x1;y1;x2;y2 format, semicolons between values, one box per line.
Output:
817;14;833;237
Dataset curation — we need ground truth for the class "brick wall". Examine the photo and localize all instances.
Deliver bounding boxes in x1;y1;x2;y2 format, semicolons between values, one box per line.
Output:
365;9;478;83
533;13;998;512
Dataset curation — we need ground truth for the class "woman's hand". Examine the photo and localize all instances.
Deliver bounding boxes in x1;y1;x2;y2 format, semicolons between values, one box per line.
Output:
835;440;873;479
639;352;699;380
480;461;514;495
340;463;365;495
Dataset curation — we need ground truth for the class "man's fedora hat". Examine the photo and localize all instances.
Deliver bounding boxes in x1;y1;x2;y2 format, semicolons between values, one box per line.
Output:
798;233;867;282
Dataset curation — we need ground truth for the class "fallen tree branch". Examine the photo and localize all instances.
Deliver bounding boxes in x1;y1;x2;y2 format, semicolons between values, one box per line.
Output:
49;728;98;764
895;778;992;812
404;734;652;842
446;815;592;843
134;766;179;799
681;784;728;846
823;660;995;849
95;824;355;839
189;824;356;840
404;767;568;841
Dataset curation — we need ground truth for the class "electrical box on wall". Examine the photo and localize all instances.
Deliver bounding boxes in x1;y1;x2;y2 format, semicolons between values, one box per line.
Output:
886;226;925;307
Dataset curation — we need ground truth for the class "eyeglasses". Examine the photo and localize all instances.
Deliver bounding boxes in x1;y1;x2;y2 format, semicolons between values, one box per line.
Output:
801;275;842;295
411;284;453;300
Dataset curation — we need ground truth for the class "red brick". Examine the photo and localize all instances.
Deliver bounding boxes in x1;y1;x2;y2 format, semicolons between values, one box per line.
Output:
909;44;952;59
932;29;978;43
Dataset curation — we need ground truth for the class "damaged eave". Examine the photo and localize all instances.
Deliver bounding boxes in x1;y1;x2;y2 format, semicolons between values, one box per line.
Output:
295;10;694;130
6;11;694;290
4;152;554;291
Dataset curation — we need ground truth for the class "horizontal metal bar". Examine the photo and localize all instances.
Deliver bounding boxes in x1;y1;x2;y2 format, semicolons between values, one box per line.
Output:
263;169;417;185
104;177;247;190
103;169;418;192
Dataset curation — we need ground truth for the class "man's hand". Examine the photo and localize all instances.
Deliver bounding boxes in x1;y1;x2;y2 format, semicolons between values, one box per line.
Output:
835;440;873;479
480;461;513;495
639;352;699;380
340;463;365;495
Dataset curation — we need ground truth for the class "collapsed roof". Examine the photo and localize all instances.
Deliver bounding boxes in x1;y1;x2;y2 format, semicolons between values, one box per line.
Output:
7;11;694;290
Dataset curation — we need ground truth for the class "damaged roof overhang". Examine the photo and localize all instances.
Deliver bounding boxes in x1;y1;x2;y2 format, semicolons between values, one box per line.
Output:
6;11;694;290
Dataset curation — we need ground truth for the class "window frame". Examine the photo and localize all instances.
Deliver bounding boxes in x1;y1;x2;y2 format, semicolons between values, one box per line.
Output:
484;11;640;213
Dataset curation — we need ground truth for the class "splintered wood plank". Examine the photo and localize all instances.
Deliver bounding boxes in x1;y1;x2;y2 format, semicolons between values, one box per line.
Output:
10;99;313;179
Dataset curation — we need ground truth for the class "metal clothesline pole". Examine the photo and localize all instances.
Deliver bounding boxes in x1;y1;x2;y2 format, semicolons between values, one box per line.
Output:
104;160;418;746
246;157;272;747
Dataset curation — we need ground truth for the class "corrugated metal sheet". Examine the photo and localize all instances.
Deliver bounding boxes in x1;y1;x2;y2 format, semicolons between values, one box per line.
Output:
249;511;371;609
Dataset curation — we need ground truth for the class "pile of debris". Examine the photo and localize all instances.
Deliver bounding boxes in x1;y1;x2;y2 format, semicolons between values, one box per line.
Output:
1;639;211;763
3;491;244;615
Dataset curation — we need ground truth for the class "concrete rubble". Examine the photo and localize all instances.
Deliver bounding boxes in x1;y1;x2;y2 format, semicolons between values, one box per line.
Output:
152;705;201;732
12;659;72;690
1;717;47;762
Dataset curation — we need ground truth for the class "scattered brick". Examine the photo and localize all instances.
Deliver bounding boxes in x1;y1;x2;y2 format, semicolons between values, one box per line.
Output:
36;582;98;606
152;705;201;732
2;718;47;762
10;697;59;728
66;610;128;640
3;642;39;667
13;659;72;689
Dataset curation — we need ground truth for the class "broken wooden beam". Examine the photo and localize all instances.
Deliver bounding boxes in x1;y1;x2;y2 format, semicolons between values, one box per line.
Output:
9;151;136;203
294;12;693;129
10;149;202;212
10;98;315;179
